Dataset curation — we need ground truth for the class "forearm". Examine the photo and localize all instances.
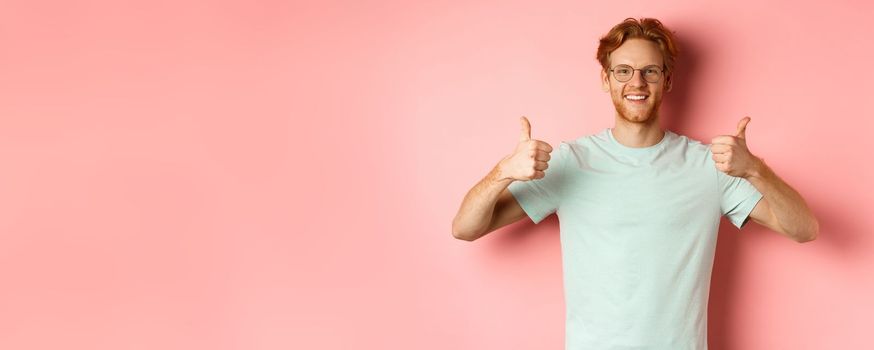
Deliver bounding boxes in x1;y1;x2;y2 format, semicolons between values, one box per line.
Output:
452;159;514;240
746;158;819;241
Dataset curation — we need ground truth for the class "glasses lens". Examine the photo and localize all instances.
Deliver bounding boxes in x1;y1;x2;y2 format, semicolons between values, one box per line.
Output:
643;66;662;83
613;65;632;82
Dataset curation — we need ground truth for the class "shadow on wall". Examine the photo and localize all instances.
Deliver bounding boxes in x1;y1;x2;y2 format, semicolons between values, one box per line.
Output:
709;199;862;350
484;214;560;254
804;199;864;257
660;25;701;138
709;220;748;350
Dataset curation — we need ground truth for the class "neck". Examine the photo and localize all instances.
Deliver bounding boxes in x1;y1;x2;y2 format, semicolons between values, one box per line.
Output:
611;114;665;148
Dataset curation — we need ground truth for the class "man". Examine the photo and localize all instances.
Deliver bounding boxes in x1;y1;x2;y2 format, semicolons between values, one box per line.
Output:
451;18;819;349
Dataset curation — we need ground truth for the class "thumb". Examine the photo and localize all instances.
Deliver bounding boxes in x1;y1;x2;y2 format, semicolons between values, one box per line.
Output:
736;116;751;139
519;116;531;142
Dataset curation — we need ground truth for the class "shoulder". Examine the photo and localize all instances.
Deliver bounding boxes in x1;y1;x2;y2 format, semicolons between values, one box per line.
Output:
669;131;713;157
661;131;722;173
542;132;601;172
566;128;611;153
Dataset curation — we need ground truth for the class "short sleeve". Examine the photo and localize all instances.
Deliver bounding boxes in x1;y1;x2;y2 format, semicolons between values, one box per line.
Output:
717;166;764;229
507;142;571;224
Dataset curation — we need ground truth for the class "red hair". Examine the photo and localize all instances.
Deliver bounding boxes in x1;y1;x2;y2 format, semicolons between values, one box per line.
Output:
596;18;680;74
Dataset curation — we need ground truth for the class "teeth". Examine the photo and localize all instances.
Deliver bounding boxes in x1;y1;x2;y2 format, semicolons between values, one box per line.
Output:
625;95;647;100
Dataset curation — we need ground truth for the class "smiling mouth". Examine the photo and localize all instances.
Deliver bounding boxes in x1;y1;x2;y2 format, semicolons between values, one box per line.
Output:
624;94;649;101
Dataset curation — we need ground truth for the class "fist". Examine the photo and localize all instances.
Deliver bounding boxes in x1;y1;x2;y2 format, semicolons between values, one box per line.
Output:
710;116;762;178
500;116;554;181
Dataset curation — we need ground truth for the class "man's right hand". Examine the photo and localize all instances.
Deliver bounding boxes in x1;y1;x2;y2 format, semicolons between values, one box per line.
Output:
498;116;554;182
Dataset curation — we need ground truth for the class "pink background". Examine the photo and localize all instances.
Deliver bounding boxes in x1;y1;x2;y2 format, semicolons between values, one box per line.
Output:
1;0;872;349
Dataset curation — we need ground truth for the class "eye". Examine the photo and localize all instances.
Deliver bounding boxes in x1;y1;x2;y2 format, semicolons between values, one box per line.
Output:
616;68;631;75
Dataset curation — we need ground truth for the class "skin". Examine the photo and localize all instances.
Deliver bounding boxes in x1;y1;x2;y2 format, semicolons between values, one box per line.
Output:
452;38;818;243
600;38;670;148
451;116;552;241
711;117;819;242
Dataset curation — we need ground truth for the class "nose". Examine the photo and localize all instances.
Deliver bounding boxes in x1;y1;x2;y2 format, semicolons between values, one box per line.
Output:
627;69;647;87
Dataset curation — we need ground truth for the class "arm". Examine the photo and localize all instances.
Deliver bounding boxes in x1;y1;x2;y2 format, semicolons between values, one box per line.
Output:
711;116;819;243
452;116;553;241
745;158;819;243
451;161;528;241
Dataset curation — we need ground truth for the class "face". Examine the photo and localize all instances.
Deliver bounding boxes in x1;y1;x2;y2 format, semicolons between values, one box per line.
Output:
600;38;672;125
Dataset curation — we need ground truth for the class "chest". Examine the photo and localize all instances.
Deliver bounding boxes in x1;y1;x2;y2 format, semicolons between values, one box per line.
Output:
558;165;720;231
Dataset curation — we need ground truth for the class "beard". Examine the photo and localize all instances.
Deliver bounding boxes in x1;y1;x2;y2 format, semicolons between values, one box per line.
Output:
611;93;662;125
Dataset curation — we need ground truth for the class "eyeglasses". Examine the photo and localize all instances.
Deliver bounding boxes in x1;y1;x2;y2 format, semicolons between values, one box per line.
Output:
608;64;665;83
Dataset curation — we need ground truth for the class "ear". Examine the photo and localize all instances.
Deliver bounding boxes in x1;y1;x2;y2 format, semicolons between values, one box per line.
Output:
601;69;609;92
664;73;673;92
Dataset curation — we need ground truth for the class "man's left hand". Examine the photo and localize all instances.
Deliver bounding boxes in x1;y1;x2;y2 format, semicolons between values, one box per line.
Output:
710;116;763;179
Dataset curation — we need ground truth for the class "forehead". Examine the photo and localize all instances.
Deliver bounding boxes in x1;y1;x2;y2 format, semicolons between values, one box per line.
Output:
609;38;664;67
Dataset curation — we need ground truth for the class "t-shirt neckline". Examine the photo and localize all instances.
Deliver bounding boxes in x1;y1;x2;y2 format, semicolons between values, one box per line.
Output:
606;127;670;156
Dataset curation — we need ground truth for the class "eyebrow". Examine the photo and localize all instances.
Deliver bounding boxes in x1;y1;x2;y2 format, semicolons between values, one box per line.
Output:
614;62;662;67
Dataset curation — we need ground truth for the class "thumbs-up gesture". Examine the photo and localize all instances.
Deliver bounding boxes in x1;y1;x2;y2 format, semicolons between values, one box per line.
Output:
499;116;554;181
710;116;763;178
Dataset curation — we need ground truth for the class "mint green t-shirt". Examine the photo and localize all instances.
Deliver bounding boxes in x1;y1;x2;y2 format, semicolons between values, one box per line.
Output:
507;128;763;350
